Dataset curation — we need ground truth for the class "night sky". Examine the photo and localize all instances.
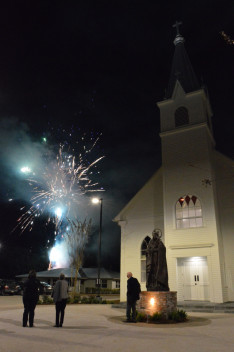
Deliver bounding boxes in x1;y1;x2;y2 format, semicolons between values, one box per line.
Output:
0;1;233;277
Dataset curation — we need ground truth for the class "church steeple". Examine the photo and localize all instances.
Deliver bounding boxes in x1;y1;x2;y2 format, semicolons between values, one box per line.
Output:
165;21;200;99
157;23;214;137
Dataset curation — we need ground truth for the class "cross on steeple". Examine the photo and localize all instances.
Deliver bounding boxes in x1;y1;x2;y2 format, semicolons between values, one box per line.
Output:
173;21;182;35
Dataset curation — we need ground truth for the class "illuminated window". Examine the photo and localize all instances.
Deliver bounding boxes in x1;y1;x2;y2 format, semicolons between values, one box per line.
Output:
141;236;151;282
175;106;189;127
176;195;203;229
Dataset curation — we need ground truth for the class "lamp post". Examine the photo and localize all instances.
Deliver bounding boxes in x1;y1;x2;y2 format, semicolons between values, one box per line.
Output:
92;197;103;299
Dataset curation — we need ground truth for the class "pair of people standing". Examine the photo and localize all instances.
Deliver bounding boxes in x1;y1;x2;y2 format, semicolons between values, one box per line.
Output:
22;271;68;328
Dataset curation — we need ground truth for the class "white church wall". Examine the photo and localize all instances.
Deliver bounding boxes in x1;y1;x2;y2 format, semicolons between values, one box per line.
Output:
120;216;164;301
116;170;164;302
215;153;234;301
161;128;219;244
160;126;225;302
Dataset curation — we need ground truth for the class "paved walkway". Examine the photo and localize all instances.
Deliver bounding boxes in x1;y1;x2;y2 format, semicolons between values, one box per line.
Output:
177;300;234;313
0;296;234;352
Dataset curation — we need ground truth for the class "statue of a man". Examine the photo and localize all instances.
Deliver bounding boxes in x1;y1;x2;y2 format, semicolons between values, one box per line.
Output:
146;229;169;291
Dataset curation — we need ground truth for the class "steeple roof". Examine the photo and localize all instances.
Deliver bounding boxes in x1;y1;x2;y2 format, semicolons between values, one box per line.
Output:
165;22;200;99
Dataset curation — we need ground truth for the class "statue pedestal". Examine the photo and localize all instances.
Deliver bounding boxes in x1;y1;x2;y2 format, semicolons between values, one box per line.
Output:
137;291;177;318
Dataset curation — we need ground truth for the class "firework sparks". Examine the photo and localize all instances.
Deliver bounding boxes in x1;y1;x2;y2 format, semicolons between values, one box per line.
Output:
14;134;104;233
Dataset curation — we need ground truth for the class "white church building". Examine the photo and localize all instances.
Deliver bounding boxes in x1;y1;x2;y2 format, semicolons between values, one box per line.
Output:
114;28;234;303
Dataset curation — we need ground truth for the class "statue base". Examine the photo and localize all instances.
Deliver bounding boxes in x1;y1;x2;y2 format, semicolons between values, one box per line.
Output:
137;291;177;318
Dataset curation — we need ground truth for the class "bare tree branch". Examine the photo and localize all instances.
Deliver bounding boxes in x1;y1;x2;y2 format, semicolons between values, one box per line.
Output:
64;218;92;296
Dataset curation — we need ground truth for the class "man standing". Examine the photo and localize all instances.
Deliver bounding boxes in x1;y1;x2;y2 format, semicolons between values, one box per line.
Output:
22;270;40;327
52;273;69;327
126;272;141;323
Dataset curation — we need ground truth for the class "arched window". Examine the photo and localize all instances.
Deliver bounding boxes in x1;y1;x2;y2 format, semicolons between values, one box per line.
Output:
176;195;203;229
175;106;189;127
141;236;151;282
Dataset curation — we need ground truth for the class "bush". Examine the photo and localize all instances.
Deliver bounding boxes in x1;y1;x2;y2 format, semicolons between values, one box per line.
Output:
148;312;163;322
168;309;187;322
85;288;120;294
73;294;81;304
68;294;81;304
79;297;118;304
135;309;187;323
81;297;89;304
80;297;99;304
38;293;119;305
89;298;99;304
136;311;147;322
38;295;53;305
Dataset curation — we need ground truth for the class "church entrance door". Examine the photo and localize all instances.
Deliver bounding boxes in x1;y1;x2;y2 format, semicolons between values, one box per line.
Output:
179;257;210;301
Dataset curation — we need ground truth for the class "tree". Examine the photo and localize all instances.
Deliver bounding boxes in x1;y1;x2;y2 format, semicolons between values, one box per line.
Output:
64;218;92;296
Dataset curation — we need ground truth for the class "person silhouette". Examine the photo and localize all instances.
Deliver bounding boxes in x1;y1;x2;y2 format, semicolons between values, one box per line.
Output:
22;270;40;327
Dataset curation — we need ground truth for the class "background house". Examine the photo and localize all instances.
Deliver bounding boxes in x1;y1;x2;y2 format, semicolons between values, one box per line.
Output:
16;267;120;293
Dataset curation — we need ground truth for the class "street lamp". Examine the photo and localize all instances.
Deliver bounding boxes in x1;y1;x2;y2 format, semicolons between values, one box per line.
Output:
92;197;103;299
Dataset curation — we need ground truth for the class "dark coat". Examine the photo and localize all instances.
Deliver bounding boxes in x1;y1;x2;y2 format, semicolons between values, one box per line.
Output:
127;277;141;301
23;278;40;303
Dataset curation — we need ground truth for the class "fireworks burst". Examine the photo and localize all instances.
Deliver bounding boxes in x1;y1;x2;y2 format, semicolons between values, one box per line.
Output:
14;134;104;233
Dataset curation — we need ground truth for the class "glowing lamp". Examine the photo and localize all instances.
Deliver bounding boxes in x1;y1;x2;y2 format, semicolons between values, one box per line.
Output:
150;297;155;306
92;197;100;204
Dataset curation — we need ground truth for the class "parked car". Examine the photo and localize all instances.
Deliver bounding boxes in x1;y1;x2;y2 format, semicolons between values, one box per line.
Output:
15;282;24;295
39;281;53;295
0;279;19;295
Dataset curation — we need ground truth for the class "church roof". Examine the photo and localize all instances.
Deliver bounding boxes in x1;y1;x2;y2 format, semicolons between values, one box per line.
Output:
16;267;120;280
165;23;200;99
113;167;163;221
